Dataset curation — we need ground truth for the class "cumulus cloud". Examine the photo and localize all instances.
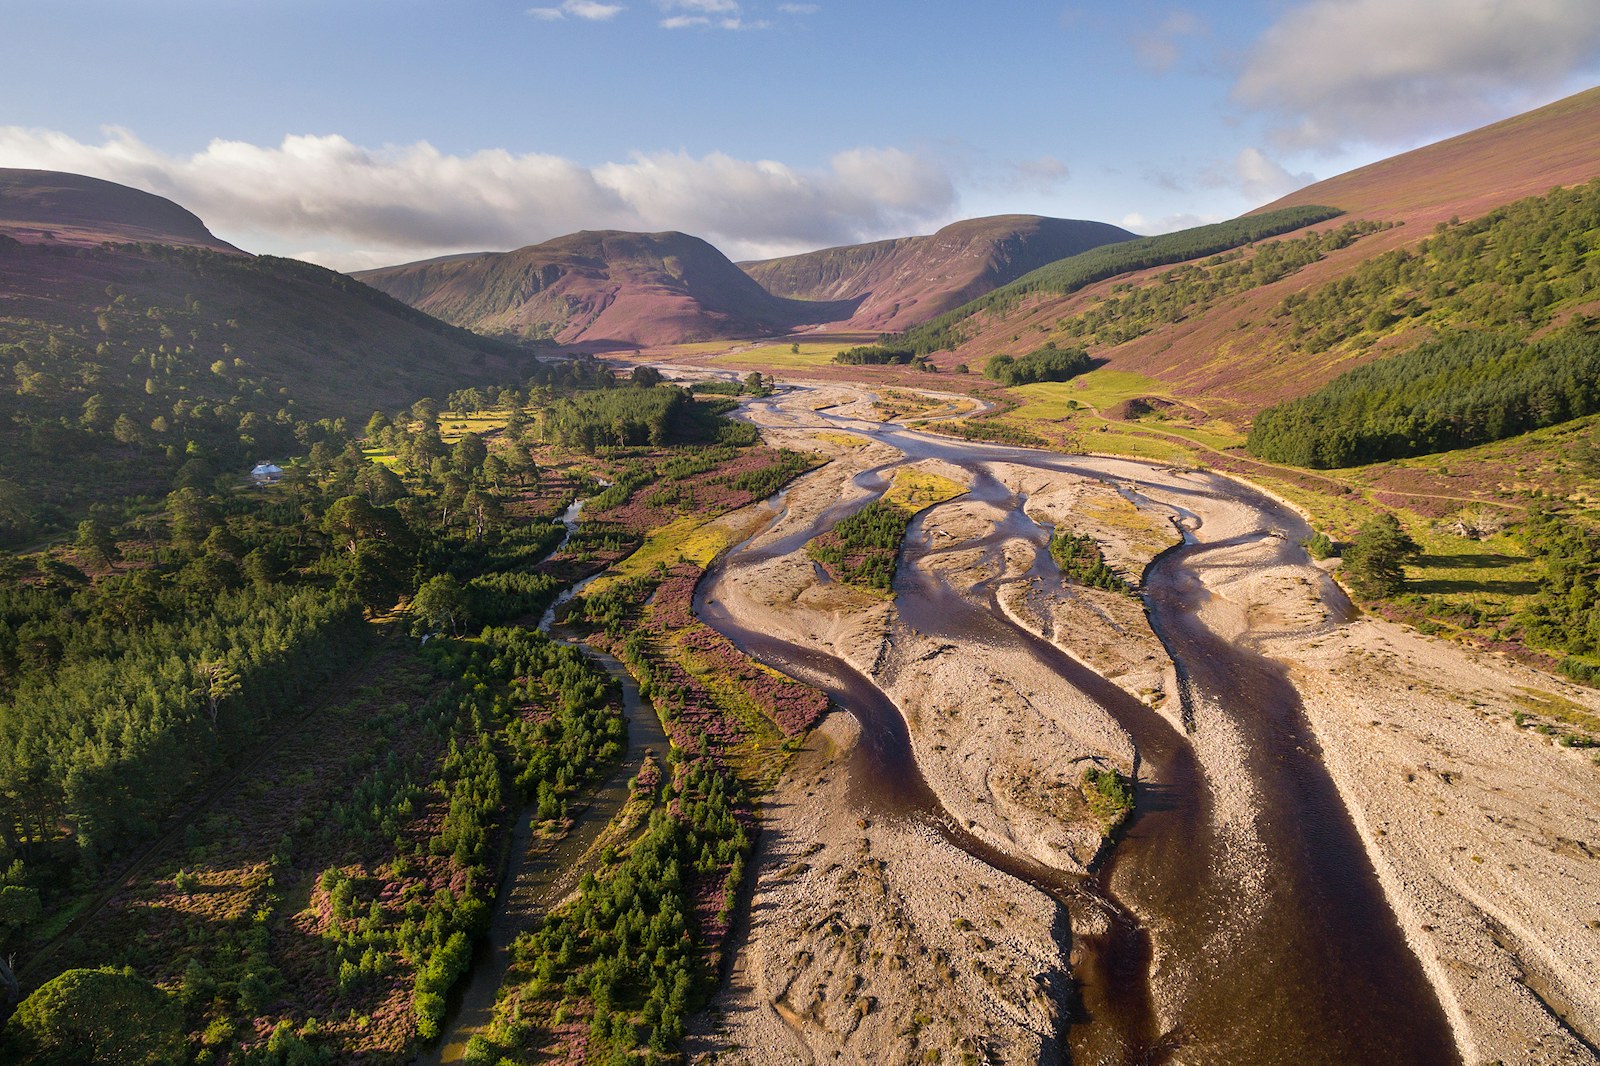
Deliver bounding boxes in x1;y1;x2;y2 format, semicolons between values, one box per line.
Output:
0;127;958;269
1226;147;1314;202
528;0;625;20
658;0;762;29
1234;0;1600;149
1133;10;1206;74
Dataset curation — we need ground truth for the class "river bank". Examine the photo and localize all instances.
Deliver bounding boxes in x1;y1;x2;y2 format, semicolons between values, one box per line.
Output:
1178;518;1600;1063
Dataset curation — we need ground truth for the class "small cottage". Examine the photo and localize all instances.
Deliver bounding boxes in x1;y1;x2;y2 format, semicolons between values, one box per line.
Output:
249;461;283;485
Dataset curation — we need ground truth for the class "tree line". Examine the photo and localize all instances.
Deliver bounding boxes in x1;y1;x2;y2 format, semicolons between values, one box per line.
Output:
984;343;1092;386
1247;328;1600;467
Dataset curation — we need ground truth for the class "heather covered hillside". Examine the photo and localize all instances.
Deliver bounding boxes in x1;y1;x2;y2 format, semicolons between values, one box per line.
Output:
0;169;239;252
356;230;855;348
865;88;1600;416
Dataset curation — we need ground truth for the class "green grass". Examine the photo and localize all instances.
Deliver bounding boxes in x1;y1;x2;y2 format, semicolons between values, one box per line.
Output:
1510;687;1600;739
583;512;760;597
1246;473;1380;537
437;407;514;443
1006;370;1168;418
882;467;966;511
1078;426;1193;463
1406;527;1542;609
712;340;863;369
28;894;92;943
660;340;746;354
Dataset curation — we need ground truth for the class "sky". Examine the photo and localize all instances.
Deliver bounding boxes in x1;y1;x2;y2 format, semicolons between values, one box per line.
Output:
1;0;1598;271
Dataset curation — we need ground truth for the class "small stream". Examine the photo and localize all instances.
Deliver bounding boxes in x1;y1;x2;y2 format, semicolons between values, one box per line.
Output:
420;496;669;1066
696;396;1459;1065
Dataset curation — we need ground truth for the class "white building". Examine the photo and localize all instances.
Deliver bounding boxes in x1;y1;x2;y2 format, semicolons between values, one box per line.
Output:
249;461;283;485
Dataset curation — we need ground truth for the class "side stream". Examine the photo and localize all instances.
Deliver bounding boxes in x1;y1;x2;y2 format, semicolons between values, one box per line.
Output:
420;494;669;1065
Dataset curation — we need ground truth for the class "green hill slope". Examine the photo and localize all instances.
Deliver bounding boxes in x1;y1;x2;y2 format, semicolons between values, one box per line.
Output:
861;87;1600;418
0;173;545;544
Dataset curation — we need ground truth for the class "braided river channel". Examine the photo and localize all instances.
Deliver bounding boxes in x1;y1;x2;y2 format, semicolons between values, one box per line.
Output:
695;392;1458;1065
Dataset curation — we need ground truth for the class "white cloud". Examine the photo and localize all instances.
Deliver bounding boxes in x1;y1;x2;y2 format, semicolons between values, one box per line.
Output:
777;2;819;12
528;0;625;19
1132;9;1206;74
565;1;625;18
660;0;738;11
658;0;762;29
1234;0;1600;149
1120;210;1223;236
1228;147;1314;202
0;127;958;269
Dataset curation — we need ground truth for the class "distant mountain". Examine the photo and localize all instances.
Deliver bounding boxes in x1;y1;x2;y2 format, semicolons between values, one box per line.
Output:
739;215;1134;332
0;169;239;251
356;230;854;348
882;86;1600;414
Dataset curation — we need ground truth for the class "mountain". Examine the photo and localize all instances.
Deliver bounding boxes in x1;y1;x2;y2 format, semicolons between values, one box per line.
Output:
0;169;239;251
0;169;544;541
882;86;1600;413
355;230;854;348
1259;85;1600;227
739;215;1135;332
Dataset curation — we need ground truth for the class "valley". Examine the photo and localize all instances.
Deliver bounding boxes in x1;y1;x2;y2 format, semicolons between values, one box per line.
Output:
3;77;1600;1066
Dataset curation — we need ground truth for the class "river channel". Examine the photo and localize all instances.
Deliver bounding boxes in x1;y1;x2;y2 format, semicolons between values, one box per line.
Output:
696;393;1459;1065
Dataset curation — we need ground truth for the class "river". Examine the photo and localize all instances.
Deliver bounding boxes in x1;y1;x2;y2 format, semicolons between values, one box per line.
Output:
696;392;1460;1065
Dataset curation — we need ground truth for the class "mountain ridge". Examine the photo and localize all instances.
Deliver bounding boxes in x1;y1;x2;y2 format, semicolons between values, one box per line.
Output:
355;229;854;348
739;214;1135;332
0;170;545;533
0;169;240;252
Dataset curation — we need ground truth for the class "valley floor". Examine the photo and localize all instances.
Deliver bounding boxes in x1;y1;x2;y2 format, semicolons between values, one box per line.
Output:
689;384;1600;1065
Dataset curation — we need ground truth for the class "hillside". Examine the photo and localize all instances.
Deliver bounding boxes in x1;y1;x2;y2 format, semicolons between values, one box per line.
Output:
879;86;1600;415
0;171;545;544
0;168;239;251
1259;85;1600;227
739;215;1133;332
356;230;854;347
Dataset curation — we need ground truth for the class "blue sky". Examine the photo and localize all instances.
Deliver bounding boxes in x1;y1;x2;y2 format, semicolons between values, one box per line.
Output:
3;0;1598;269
